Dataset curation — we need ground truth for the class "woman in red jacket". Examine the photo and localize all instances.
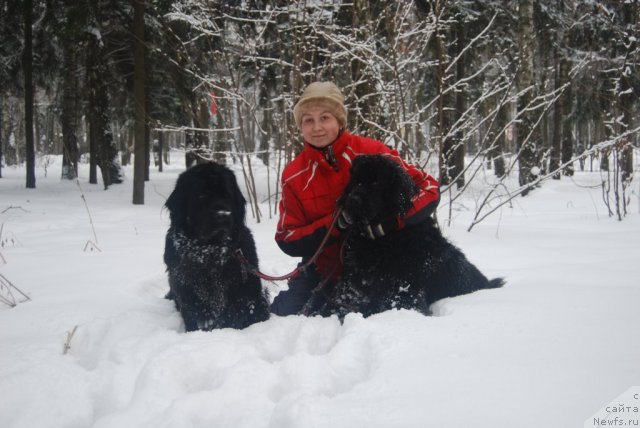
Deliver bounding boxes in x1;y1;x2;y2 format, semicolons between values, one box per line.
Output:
271;81;440;316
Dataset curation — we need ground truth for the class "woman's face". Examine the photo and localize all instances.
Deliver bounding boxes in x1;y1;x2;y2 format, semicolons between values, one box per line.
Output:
300;107;341;149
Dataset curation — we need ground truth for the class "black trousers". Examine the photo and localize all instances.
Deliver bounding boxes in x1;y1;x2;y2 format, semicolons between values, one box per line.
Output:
270;265;328;316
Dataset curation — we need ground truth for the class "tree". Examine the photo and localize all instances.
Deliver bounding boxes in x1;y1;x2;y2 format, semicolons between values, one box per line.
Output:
515;0;539;195
549;3;569;178
23;0;35;189
435;0;469;189
0;0;24;179
616;1;638;186
3;0;637;224
0;97;3;179
132;0;146;205
600;0;638;219
59;0;80;180
85;1;123;189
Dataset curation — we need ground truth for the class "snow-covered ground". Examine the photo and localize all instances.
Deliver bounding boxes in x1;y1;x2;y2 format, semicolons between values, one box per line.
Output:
1;155;638;428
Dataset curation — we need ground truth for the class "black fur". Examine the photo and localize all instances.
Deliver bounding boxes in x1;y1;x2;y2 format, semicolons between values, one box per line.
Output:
164;162;270;331
320;154;504;317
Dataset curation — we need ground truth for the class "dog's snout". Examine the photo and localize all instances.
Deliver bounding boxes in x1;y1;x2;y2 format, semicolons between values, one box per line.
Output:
207;206;232;218
216;210;232;217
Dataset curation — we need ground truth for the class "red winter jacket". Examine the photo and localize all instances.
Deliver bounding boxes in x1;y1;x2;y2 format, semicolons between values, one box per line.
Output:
275;130;440;280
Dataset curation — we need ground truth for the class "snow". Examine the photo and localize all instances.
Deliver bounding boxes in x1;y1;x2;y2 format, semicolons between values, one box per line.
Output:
1;155;639;428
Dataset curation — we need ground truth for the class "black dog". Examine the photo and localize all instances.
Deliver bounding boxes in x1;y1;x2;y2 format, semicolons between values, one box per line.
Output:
320;154;503;317
164;162;270;331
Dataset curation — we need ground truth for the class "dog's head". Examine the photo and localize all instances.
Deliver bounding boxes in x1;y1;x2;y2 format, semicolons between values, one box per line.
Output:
340;155;419;227
165;162;247;242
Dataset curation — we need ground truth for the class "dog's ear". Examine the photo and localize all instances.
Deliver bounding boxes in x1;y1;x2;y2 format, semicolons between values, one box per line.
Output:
164;178;185;215
234;187;247;223
165;176;187;225
339;157;364;208
391;162;420;217
226;169;247;223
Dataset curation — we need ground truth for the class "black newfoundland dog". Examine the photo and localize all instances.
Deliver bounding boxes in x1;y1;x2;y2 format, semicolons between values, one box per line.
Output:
319;154;504;317
164;162;270;331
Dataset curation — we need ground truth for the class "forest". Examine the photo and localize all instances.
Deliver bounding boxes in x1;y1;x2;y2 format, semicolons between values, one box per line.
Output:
1;0;638;224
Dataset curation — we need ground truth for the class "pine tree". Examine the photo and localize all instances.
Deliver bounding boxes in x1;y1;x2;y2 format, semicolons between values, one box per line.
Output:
59;0;81;180
23;0;36;188
86;4;121;189
132;0;146;205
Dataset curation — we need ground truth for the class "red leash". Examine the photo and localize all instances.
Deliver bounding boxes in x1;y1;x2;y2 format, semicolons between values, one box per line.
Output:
234;207;343;282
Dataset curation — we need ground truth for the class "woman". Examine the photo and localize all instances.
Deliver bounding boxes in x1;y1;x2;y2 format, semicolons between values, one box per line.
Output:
271;81;440;316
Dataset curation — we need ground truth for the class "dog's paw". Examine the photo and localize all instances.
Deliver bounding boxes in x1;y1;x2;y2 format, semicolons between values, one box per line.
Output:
182;310;222;332
196;317;219;331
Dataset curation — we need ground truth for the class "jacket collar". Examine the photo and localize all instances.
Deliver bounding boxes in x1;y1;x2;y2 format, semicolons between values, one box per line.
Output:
304;130;350;171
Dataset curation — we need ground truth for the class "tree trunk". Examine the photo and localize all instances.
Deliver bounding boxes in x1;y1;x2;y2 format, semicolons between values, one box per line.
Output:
516;0;538;195
4;102;17;166
598;118;609;172
559;1;574;177
24;0;35;189
0;96;3;178
144;119;150;181
61;37;79;180
211;94;226;164
452;17;465;189
184;126;196;168
619;1;636;185
89;53;122;189
434;2;450;185
132;0;146;205
550;57;563;179
157;130;163;172
194;96;210;164
560;74;573;177
86;3;122;189
88;115;98;184
97;83;122;188
34;100;41;155
164;133;170;165
258;67;275;166
259;106;271;166
492;104;507;178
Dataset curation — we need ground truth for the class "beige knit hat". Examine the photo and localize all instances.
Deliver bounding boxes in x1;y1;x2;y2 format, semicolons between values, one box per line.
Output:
293;81;347;128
